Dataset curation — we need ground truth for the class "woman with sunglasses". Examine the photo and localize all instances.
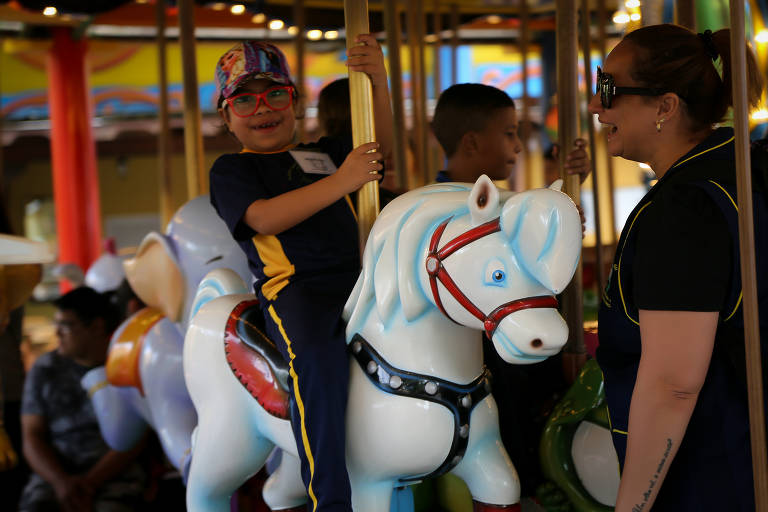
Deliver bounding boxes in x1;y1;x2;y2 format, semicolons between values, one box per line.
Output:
588;25;766;511
209;39;392;511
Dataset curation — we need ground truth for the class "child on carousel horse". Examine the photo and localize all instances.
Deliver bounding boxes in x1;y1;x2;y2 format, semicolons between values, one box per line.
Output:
208;38;393;511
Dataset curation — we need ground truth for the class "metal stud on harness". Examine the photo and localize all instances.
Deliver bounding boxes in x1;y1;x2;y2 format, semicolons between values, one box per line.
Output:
426;217;559;339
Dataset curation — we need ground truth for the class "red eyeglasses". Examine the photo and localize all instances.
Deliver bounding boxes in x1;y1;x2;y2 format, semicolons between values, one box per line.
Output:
225;86;294;117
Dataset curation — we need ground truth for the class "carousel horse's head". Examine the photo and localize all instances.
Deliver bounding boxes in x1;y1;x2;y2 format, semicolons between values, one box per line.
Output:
0;235;53;332
124;196;250;328
345;175;581;364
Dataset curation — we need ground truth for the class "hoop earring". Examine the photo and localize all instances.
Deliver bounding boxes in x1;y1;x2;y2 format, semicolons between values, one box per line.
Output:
655;118;665;133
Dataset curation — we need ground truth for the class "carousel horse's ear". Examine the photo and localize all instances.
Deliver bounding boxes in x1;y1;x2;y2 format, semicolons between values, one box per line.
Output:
468;175;500;226
549;179;564;192
124;232;184;322
500;189;581;294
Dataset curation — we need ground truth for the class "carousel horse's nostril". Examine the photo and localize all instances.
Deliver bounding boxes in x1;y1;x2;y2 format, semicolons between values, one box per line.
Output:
478;193;487;208
531;338;543;349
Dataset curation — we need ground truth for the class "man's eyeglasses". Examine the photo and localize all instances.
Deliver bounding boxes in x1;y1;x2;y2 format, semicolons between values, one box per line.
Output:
596;67;665;108
225;86;294;117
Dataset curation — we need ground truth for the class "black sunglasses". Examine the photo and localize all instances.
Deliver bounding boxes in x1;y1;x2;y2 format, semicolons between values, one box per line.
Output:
596;66;666;108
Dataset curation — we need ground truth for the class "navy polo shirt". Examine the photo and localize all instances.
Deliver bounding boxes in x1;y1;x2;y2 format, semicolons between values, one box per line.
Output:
210;136;360;303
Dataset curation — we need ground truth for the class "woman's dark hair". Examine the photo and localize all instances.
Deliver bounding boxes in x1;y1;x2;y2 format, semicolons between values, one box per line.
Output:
431;83;515;157
623;24;764;132
317;78;352;139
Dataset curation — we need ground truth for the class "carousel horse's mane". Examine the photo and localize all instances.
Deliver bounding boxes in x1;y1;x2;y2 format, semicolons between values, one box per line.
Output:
344;183;515;335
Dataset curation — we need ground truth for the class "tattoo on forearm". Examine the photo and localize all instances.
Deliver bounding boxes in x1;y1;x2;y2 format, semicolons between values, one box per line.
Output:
631;438;673;512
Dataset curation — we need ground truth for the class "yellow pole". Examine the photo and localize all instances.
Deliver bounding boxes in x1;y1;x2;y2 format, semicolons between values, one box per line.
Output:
729;1;768;507
407;0;429;186
450;4;459;85
156;0;174;226
432;0;444;173
383;0;408;190
597;0;617;247
178;0;206;198
344;0;379;249
520;0;532;191
580;0;604;293
556;0;585;382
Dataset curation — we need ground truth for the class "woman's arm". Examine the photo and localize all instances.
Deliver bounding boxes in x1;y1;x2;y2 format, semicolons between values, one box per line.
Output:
614;309;718;511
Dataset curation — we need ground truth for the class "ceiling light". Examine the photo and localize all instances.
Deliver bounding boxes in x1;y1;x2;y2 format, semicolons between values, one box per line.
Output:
613;12;630;24
424;34;438;43
211;3;226;11
756;30;768;44
251;12;266;24
486;15;502;24
307;29;323;40
230;4;246;15
625;0;641;8
42;6;57;16
630;12;641;21
324;30;339;40
287;26;299;35
268;19;285;30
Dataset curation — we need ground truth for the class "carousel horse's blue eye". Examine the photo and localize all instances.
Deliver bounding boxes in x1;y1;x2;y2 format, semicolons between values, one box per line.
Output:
485;261;507;287
493;270;505;282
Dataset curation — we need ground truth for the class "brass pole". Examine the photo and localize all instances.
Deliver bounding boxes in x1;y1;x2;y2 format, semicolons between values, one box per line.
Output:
407;0;428;185
580;0;604;293
520;0;531;190
178;0;206;197
556;0;585;381
293;0;306;141
729;1;768;507
156;0;174;226
432;0;444;173
597;0;617;247
450;3;459;85
344;0;379;249
675;0;696;31
383;0;408;190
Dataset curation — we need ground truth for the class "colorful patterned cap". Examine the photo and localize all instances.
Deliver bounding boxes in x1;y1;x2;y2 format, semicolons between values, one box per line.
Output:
215;41;293;99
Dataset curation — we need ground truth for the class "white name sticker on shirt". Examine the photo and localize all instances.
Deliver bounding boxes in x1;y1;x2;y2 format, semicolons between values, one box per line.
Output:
289;150;338;175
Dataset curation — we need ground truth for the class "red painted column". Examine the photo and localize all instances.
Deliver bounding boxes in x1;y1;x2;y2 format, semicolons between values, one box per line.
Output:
47;28;102;280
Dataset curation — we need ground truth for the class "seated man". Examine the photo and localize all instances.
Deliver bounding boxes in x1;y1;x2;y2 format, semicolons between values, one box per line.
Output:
20;287;145;512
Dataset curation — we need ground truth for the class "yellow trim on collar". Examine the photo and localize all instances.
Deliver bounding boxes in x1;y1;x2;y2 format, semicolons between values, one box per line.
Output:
240;143;297;155
672;136;735;169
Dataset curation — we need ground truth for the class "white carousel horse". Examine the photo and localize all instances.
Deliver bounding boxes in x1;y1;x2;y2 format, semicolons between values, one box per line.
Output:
183;175;583;512
81;196;252;479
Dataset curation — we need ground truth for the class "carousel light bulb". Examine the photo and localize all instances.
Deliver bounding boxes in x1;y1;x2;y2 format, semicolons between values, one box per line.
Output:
43;6;57;16
230;4;246;15
625;0;641;8
613;12;630;24
424;34;438;43
324;30;339;40
307;29;323;40
287;25;299;36
756;30;768;44
630;12;641;21
486;15;502;24
251;12;266;24
752;109;768;121
211;2;226;10
268;19;285;30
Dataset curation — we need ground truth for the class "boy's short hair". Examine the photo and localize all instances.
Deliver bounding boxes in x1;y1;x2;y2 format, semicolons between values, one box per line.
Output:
317;78;352;139
54;286;120;332
432;84;515;157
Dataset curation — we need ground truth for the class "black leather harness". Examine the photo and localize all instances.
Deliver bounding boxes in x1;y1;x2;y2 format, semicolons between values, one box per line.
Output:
349;333;492;482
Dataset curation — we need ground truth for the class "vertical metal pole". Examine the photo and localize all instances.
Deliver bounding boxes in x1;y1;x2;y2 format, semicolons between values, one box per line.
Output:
556;0;585;380
520;0;532;190
294;0;306;142
156;0;173;226
407;0;428;185
344;0;379;249
675;0;696;31
432;0;444;173
450;4;459;86
580;0;604;293
383;0;408;190
729;1;768;507
178;0;206;197
597;0;617;247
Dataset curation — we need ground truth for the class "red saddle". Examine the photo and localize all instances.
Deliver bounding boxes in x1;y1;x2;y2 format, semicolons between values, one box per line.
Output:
225;300;291;419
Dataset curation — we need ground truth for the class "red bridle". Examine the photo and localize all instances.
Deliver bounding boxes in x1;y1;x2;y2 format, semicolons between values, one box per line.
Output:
425;217;559;339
